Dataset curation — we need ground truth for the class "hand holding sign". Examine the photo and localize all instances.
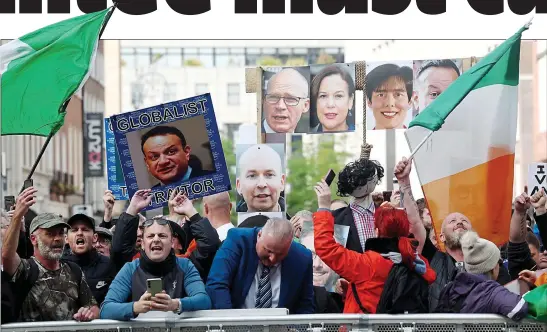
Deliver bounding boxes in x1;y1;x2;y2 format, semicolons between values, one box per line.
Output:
530;188;547;215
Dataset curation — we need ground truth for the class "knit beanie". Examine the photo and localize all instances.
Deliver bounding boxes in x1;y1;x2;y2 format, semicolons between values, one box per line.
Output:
461;231;500;275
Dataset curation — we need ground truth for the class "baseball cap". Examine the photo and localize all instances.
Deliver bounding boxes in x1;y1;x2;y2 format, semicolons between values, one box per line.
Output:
67;214;96;232
29;213;70;234
95;227;113;239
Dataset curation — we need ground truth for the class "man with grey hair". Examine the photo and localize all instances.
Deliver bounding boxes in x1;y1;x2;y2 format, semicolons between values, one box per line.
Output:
2;186;98;322
262;68;310;134
206;217;314;313
290;210;313;239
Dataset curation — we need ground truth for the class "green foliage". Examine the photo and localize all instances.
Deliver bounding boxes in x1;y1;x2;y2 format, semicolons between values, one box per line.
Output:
221;136;238;225
286;136;351;216
315;53;336;65
184;58;203;67
258;56;283;67
285;57;307;66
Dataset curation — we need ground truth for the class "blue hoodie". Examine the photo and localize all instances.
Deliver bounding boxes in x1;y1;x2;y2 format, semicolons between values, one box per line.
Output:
100;257;211;320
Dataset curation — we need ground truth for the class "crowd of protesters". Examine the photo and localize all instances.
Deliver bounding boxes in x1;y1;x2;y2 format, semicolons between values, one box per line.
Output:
1;157;546;323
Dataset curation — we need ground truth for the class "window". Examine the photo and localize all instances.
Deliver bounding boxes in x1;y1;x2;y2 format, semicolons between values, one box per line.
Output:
227;83;240;106
195;83;209;95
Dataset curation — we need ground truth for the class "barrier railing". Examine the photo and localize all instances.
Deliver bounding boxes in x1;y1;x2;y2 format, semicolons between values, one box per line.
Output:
2;310;546;332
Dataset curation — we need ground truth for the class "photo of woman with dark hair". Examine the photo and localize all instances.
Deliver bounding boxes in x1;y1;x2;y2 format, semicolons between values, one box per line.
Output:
310;63;356;133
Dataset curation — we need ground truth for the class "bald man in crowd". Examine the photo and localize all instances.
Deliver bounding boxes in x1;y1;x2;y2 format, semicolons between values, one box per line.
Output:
236;144;286;213
262;68;310;134
202;192;234;242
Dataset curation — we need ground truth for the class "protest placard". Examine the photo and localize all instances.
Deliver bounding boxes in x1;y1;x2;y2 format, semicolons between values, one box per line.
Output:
235;143;286;214
104;118;129;200
110;93;231;211
528;163;547;196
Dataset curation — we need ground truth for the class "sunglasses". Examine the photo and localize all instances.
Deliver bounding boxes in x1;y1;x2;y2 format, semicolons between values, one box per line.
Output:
142;218;171;228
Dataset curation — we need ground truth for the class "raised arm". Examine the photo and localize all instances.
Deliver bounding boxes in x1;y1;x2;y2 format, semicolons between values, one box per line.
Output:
1;187;36;276
394;157;426;253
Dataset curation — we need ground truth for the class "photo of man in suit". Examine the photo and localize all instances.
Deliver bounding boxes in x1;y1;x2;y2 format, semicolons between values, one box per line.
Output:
206;218;314;314
140;126;214;188
262;68;310;134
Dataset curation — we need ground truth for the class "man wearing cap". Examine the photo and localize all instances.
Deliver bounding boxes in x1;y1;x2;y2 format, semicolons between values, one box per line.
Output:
94;227;113;257
1;187;98;322
62;213;117;305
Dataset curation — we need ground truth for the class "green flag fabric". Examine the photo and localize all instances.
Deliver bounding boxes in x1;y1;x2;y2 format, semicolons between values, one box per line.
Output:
0;8;111;136
524;284;547;322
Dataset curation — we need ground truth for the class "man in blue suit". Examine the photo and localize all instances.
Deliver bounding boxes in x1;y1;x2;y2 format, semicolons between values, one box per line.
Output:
206;218;315;314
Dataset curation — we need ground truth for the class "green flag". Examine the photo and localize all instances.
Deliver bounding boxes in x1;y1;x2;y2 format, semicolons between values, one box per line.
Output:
0;8;113;136
524;283;547;322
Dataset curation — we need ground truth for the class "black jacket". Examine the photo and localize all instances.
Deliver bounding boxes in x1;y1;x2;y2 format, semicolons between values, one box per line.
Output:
333;206;363;253
507;212;547;280
422;238;511;312
313;286;343;314
62;249;117;305
112;212;220;281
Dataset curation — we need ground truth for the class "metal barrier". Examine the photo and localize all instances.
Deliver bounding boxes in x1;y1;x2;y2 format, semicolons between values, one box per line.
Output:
2;312;546;332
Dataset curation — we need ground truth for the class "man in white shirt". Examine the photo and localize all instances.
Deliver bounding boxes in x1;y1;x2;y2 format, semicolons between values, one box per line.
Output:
202;192;234;242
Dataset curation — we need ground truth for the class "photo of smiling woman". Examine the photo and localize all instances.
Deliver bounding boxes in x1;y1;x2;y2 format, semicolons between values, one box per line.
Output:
310;63;356;133
365;61;414;130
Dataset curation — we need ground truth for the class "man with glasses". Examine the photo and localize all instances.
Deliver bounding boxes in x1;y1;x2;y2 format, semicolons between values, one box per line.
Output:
94;227;113;257
262;68;310;134
100;216;211;320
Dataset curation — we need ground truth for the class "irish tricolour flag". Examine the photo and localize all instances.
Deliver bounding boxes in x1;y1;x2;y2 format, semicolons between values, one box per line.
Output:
405;24;528;250
0;8;113;137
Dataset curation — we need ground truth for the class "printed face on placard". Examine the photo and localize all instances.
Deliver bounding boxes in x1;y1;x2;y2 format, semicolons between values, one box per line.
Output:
111;94;232;212
142;131;191;186
366;61;414;130
236;144;286;213
309;63;356;133
261;67;311;134
412;59;463;118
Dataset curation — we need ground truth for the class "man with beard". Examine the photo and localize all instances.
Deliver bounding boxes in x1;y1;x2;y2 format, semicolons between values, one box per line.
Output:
63;214;117;305
1;187;98;322
393;158;511;312
100;216;211;320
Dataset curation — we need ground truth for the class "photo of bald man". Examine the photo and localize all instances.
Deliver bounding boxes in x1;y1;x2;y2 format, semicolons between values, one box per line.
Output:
412;59;463;118
235;144;286;213
261;67;311;134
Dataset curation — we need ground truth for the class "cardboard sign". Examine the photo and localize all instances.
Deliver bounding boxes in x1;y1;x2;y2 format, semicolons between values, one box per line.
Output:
528;163;547;196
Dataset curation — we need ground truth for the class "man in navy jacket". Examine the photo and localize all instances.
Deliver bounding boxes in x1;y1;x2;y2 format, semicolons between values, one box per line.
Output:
206;217;314;314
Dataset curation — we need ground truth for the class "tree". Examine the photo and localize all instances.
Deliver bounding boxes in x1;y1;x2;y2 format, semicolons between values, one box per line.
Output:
258;56;283;67
184;59;203;67
316;53;336;65
286;135;351;216
285;57;307;66
220;136;238;225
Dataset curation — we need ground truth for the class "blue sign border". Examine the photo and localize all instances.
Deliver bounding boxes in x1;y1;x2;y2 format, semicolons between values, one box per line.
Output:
110;93;231;211
104;118;129;200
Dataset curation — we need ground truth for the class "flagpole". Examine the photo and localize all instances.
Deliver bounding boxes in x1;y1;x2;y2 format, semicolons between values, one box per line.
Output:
408;130;433;162
21;4;117;193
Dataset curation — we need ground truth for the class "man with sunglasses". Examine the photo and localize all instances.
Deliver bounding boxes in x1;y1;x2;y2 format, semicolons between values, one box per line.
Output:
100;216;211;320
111;189;220;281
262;68;310;134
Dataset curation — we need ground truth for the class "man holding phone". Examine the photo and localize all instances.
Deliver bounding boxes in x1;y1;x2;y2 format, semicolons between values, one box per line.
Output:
100;214;211;320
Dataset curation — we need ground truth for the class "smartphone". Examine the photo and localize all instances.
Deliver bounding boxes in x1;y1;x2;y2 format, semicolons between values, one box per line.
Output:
147;278;163;296
4;196;15;211
23;179;33;190
325;169;336;186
